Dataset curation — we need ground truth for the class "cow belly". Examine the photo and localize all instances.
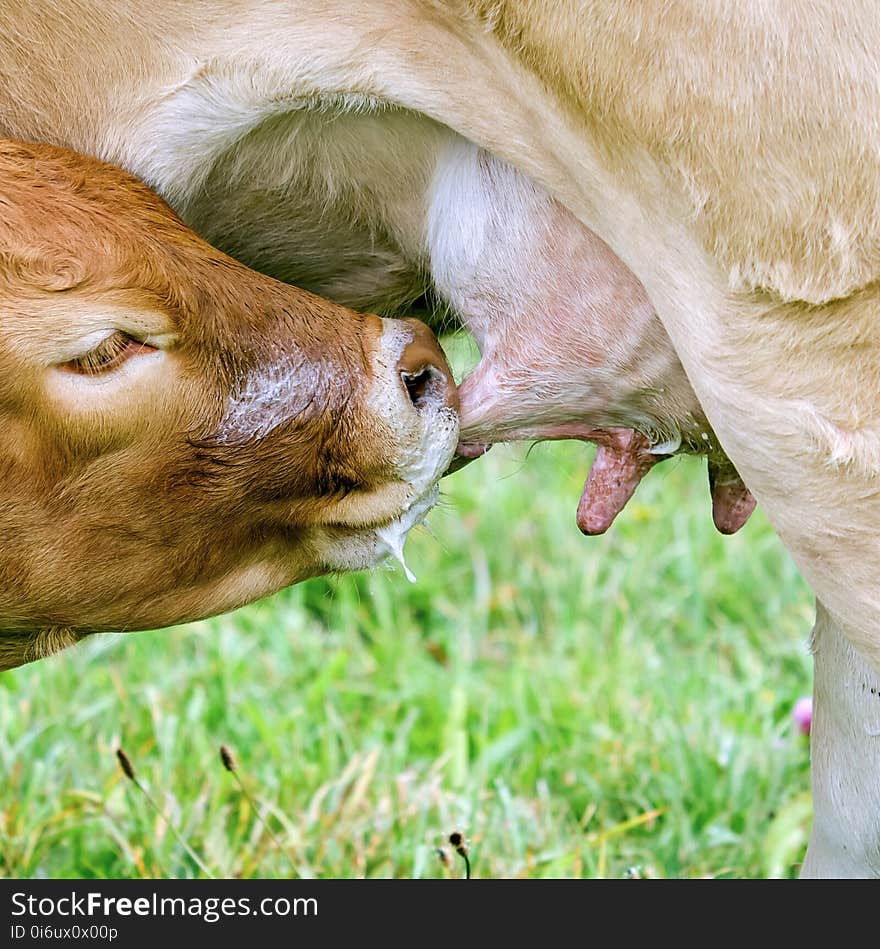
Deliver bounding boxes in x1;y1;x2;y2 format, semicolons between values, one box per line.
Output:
160;101;450;316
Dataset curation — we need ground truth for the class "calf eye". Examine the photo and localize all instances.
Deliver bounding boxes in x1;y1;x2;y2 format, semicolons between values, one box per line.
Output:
62;332;158;375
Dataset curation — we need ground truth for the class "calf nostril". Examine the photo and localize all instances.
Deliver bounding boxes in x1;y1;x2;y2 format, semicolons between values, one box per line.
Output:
402;366;437;408
393;317;459;411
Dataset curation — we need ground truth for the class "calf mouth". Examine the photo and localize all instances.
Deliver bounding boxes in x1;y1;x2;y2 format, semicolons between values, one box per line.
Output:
314;317;459;578
316;479;450;581
368;368;459;579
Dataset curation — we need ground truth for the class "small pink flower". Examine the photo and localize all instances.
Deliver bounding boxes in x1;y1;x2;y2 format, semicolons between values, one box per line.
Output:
792;696;812;736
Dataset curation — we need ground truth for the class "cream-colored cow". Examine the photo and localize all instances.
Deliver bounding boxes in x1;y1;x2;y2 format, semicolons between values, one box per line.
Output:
2;1;878;876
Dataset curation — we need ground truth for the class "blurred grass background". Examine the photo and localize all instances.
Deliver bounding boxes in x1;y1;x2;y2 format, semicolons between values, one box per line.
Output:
0;333;815;879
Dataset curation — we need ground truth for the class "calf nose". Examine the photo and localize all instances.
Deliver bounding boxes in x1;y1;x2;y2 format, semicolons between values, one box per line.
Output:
396;318;459;412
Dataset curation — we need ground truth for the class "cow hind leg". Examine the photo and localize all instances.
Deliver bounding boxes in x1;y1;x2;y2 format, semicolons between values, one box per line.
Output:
802;602;880;877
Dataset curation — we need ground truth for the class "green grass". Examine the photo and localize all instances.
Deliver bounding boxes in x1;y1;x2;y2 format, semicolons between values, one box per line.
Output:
0;335;815;880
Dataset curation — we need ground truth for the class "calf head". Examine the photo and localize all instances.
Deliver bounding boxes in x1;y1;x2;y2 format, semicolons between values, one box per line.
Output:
0;140;458;669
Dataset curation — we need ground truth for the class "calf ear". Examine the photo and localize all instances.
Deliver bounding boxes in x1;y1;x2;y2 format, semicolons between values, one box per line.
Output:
0;626;85;671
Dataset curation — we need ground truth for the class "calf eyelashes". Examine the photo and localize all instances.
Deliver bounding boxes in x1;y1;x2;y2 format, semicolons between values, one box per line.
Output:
61;331;159;375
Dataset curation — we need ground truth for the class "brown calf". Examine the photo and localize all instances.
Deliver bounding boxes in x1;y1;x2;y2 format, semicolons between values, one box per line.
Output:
0;139;458;670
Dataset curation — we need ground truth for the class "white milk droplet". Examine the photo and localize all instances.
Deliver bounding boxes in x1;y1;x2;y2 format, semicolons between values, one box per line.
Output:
373;486;439;584
375;525;417;582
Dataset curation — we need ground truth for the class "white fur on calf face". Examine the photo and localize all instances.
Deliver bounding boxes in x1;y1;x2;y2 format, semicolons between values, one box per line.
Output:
214;348;343;445
367;319;460;491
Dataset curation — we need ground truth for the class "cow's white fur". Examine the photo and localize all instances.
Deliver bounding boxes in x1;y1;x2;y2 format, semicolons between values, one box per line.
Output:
3;0;880;876
141;92;445;314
